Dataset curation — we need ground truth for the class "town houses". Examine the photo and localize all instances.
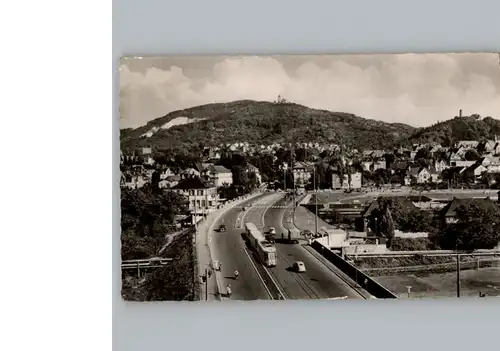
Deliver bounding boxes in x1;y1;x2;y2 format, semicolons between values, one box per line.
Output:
121;136;500;223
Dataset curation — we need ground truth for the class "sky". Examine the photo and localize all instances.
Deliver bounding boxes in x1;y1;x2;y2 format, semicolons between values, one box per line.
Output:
119;53;500;129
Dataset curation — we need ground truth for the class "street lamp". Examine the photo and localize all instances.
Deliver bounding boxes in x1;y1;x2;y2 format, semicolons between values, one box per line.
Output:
201;265;213;301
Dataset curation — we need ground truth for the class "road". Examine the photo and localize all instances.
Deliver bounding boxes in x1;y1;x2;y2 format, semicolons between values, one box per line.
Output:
209;193;282;300
263;195;366;300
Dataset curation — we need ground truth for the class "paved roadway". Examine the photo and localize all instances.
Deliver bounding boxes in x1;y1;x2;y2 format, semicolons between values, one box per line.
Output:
209;193;281;300
263;195;365;300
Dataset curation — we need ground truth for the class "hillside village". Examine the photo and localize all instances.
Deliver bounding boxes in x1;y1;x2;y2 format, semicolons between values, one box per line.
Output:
120;132;500;244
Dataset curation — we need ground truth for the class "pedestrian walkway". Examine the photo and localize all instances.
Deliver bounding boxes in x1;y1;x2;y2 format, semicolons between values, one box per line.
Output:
196;191;264;301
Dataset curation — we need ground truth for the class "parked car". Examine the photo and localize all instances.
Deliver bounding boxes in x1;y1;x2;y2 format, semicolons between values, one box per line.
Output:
268;227;276;235
292;261;306;273
219;224;227;232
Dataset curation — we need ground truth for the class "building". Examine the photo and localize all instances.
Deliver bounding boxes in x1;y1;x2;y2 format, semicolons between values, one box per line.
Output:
440;197;496;225
332;172;362;190
207;165;233;187
292;162;311;187
171;176;219;223
464;163;487;183
246;163;262;184
408;167;431;184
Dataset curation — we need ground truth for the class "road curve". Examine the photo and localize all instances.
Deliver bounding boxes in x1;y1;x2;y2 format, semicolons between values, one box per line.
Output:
209;193;276;301
264;196;365;299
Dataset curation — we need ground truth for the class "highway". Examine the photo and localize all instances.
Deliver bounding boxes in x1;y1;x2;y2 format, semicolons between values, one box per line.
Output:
264;195;366;300
209;193;281;300
210;191;366;300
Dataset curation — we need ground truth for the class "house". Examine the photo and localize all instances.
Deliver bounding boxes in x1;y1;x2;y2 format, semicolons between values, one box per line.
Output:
180;167;201;178
408;167;431;184
434;159;449;173
143;156;155;166
390;161;411;175
456;140;479;149
121;173;148;189
292;162;311;187
362;159;386;172
142;147;152;155
464;163;487;183
171;176;219;223
246;163;262;184
159;168;175;180
159;175;181;189
331;172;362;190
440;197;496;225
361;196;416;234
207;165;233;187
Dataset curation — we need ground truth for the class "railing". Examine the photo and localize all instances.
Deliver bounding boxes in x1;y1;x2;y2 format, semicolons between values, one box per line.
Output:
121;257;173;270
310;240;397;299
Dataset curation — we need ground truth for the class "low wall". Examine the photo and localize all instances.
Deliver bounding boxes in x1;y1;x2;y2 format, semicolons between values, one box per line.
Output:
344;244;388;255
394;231;429;239
194;190;265;300
310;240;397;299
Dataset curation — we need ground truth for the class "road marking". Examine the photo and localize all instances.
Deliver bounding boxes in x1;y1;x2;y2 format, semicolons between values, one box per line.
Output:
262;264;287;300
243;247;274;300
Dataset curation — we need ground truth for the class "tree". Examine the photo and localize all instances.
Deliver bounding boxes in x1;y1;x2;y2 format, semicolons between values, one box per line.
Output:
439;201;500;250
231;165;248;187
120;186;189;260
464;149;480;161
379;201;396;245
415;148;432;161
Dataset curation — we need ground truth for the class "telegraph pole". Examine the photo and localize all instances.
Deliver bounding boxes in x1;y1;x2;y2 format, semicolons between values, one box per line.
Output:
205;267;209;301
456;253;461;298
314;165;319;238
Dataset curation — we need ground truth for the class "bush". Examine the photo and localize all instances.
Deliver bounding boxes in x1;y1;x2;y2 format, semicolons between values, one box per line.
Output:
389;237;434;251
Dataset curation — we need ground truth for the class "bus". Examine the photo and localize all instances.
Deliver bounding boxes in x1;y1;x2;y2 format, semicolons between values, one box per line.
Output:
244;222;277;267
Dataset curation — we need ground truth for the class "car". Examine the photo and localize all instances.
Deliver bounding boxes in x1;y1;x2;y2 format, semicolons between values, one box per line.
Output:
292;261;306;273
242;207;246;211
219;224;227;232
301;230;313;237
268;227;276;235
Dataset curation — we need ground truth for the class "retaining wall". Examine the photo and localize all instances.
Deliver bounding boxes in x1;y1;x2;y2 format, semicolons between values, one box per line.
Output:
310;240;397;299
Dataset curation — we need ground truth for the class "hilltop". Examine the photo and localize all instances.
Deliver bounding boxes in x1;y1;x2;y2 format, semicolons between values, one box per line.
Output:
120;101;499;152
407;115;500;146
120;100;416;151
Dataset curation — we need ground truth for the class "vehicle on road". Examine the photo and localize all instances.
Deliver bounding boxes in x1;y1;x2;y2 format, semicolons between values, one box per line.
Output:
265;234;276;244
244;222;277;267
219;224;227;232
213;260;221;271
234;270;239;279
268;227;276;235
242;206;246;211
292;261;306;273
301;230;313;237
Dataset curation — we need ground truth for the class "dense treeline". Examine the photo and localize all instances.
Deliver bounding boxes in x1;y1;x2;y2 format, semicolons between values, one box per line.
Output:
121;101;499;154
367;197;500;251
120;100;416;151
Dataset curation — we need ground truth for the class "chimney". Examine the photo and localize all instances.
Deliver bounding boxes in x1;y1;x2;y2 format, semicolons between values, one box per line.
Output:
459;109;462;117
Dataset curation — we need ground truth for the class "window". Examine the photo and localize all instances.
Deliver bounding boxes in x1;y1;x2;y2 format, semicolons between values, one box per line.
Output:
201;200;206;208
197;190;203;196
209;201;213;207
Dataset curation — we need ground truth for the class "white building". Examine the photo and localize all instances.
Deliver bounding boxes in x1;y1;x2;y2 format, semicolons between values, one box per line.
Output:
171;176;220;223
207;165;233;187
332;172;362;189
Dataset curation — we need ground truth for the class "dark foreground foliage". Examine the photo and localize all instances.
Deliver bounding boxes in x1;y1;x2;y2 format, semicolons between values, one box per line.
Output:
121;228;196;301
